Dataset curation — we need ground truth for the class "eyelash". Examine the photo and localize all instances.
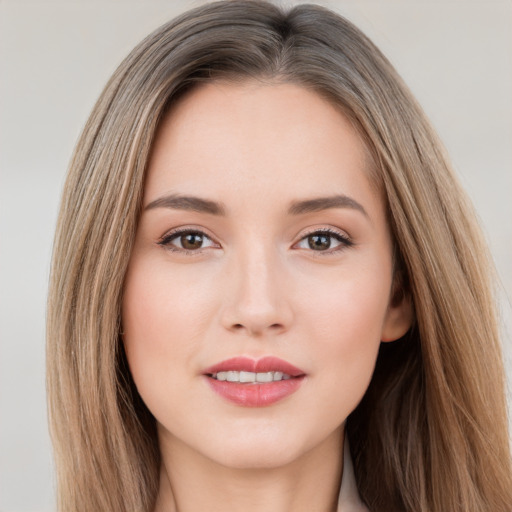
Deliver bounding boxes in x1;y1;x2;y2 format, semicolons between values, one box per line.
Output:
157;227;354;255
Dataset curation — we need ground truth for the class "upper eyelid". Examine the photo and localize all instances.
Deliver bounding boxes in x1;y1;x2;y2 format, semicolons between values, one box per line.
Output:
296;226;351;240
158;226;217;243
158;226;349;237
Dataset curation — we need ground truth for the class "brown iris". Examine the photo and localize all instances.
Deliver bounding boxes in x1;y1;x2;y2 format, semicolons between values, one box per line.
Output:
180;233;204;250
308;234;331;250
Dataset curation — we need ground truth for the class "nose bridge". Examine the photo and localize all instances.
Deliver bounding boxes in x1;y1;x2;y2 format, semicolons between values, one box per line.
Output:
223;236;292;335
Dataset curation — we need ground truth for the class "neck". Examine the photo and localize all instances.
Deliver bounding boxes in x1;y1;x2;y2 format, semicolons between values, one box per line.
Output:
154;427;344;512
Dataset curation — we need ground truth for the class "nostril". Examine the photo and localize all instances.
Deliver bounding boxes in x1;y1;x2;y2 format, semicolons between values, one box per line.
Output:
229;322;284;334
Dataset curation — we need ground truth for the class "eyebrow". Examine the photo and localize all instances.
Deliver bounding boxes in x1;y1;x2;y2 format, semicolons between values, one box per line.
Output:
288;195;368;217
144;194;226;215
144;193;368;218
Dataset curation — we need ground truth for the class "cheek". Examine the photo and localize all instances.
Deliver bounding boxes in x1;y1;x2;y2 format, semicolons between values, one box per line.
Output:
123;256;218;340
121;258;218;402
298;267;391;409
300;258;391;335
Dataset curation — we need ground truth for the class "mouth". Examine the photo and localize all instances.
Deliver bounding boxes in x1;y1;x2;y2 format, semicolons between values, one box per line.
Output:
209;370;293;383
203;356;306;407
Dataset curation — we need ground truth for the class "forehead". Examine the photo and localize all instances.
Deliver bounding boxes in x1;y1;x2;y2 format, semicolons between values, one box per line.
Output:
145;81;382;218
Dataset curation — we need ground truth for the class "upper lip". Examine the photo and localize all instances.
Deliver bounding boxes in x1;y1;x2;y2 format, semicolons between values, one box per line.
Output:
203;356;305;377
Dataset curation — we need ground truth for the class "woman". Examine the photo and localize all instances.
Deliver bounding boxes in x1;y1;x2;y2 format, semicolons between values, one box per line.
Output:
46;1;512;511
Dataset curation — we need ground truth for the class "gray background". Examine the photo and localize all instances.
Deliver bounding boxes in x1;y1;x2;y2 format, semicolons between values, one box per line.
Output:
1;1;511;510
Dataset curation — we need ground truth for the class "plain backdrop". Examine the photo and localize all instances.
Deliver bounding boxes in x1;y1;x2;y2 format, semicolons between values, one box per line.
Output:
1;1;511;510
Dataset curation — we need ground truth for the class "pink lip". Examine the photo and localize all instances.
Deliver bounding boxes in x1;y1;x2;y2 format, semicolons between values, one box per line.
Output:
203;356;306;407
203;356;305;376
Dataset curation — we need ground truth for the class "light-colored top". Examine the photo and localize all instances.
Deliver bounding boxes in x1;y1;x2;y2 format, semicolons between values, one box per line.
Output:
337;437;370;511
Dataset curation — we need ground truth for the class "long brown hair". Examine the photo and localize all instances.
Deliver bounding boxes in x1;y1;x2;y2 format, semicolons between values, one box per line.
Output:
47;1;512;510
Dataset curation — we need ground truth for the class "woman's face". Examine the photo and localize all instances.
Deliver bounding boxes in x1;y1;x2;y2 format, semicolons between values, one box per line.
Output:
122;81;411;469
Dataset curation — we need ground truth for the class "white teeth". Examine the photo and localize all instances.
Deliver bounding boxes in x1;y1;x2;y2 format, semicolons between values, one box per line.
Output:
239;371;256;383
212;371;291;383
226;371;238;382
256;372;273;383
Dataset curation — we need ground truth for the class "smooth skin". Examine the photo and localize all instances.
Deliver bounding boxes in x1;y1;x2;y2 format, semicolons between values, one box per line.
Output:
122;81;412;512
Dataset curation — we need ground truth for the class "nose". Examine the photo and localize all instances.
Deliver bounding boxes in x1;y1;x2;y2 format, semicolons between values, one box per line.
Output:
220;244;293;337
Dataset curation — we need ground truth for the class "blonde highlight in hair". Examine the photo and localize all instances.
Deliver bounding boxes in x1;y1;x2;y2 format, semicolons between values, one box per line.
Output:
47;2;512;510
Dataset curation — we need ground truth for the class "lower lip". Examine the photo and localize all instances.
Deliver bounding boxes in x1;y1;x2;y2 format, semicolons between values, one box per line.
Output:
205;376;304;407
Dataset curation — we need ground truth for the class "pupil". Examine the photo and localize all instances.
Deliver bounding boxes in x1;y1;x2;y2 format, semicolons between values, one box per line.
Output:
182;233;203;250
308;234;330;250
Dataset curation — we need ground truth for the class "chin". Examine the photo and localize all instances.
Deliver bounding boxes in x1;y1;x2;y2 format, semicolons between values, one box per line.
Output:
208;441;303;470
197;422;325;470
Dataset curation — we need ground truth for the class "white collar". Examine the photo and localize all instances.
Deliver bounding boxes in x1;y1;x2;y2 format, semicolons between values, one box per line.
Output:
337;437;369;512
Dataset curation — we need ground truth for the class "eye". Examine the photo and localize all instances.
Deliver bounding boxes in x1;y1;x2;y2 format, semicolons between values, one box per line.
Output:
158;229;218;252
295;229;353;252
